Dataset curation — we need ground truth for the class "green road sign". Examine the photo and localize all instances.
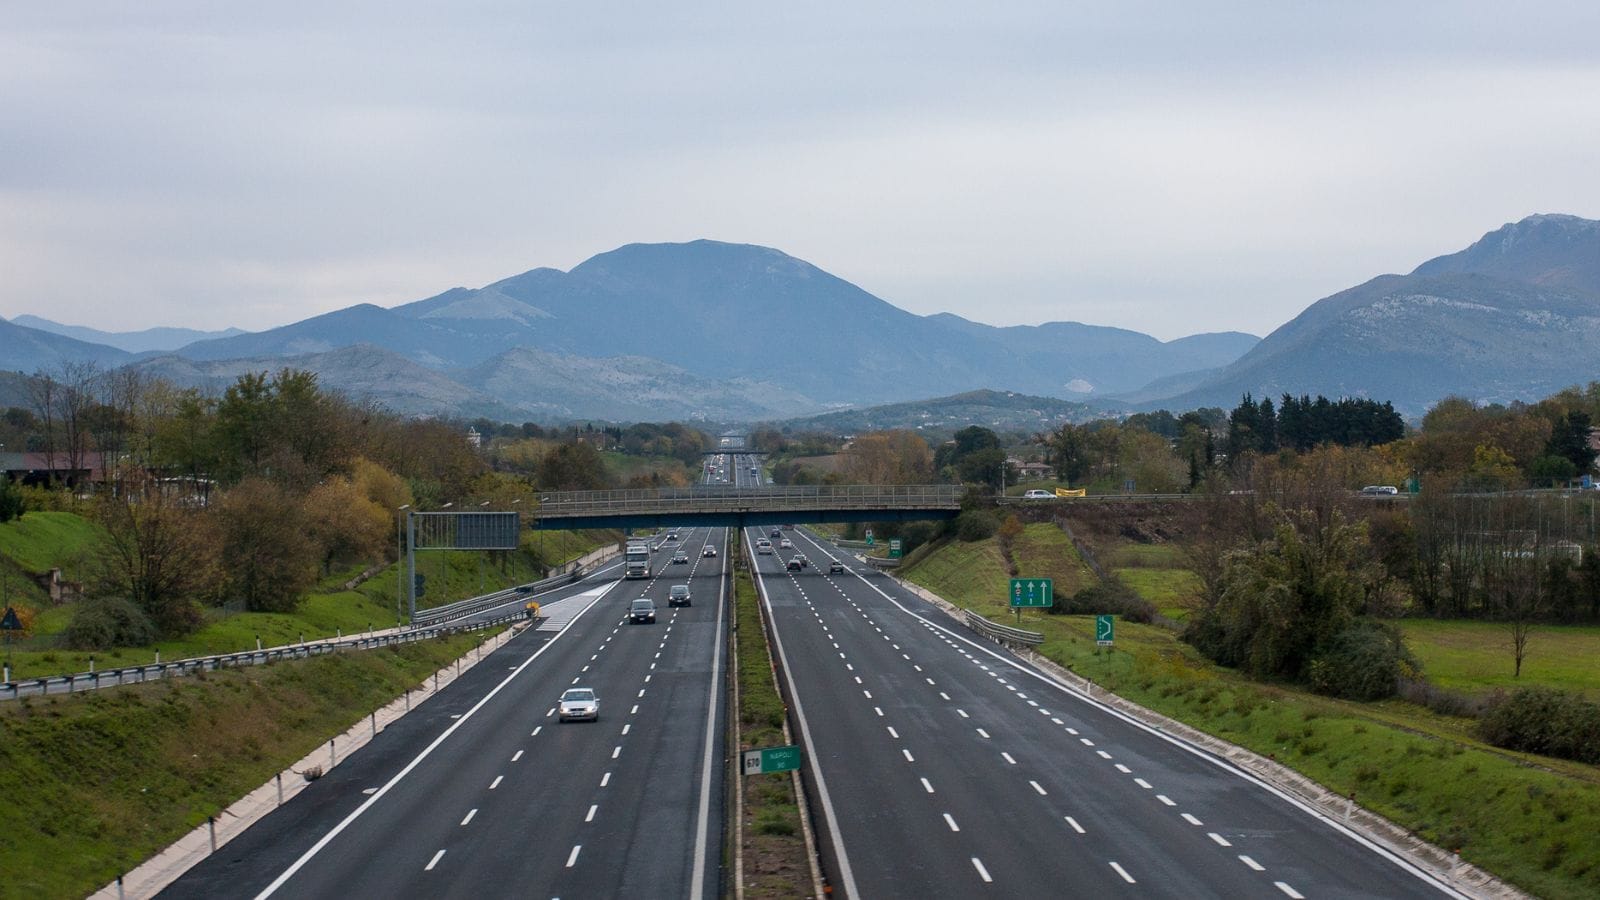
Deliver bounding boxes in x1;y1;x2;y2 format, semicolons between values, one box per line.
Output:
889;539;902;559
741;744;801;775
1096;614;1115;645
1009;578;1053;608
865;528;875;546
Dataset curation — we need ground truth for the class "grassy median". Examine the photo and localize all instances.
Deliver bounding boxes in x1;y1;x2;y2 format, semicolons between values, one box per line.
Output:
732;544;812;897
0;632;487;900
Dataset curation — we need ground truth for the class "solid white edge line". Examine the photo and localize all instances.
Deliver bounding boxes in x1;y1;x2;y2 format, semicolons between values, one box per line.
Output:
688;528;728;900
839;564;1473;899
749;527;862;900
252;580;616;899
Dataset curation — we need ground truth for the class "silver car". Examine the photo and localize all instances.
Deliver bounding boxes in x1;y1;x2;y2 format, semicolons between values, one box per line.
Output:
558;687;599;722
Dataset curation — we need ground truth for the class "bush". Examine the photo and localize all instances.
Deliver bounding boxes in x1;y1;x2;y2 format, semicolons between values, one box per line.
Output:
1478;687;1600;764
1054;580;1156;623
62;597;157;650
954;510;999;542
0;478;24;523
1304;620;1420;701
1396;677;1492;718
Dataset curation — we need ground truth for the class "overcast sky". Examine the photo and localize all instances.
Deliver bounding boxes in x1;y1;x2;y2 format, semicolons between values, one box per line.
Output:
3;2;1598;341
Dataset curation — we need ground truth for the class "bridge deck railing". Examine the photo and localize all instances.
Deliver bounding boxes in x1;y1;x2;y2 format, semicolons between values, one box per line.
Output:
537;484;963;514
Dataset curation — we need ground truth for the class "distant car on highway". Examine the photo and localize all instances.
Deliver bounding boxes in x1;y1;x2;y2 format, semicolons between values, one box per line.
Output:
779;538;793;549
672;552;689;564
668;584;692;607
665;532;679;541
786;557;804;572
1022;489;1055;500
1360;485;1400;495
630;598;657;623
828;560;846;574
770;529;781;538
558;687;599;722
756;539;773;554
702;545;717;558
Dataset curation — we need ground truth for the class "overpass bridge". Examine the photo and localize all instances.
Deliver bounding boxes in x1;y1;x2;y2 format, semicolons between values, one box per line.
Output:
532;484;963;530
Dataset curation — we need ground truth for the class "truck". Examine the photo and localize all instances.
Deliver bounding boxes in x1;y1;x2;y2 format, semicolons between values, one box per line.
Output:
625;540;651;579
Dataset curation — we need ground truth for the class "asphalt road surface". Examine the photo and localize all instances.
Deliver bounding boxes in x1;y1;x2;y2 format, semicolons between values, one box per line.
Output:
162;527;729;900
750;525;1467;900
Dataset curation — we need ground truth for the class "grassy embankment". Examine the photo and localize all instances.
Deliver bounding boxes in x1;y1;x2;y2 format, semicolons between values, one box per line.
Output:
901;524;1600;900
0;632;488;900
0;511;615;679
732;540;811;896
1395;618;1600;698
1106;542;1202;621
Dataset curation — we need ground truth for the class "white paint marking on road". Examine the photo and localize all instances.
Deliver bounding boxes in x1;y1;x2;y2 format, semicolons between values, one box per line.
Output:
571;677;579;685
600;772;611;787
1135;778;1152;789
902;748;915;763
1240;855;1265;872
971;858;993;883
362;788;376;795
460;809;477;826
566;845;581;868
863;690;872;699
585;804;597;823
1001;752;1017;765
925;677;936;686
621;723;631;735
943;813;960;832
1080;738;1095;747
531;726;542;737
1157;795;1176;806
1209;832;1232;847
1051;718;1063;725
1109;861;1136;884
489;775;503;790
546;709;555;718
939;692;951;701
1030;780;1047;796
854;676;863;684
580;665;588;673
1115;764;1131;773
1065;816;1085;834
914;664;923;672
1066;727;1079;735
887;726;899;739
638;689;646;698
1182;813;1203;826
1096;750;1112;759
874;706;884;717
845;663;854;671
921;777;935;794
644;674;652;683
976;728;990;739
1275;882;1305;899
957;708;969;718
425;850;445;871
511;750;524;762
611;746;621;759
630;704;639;714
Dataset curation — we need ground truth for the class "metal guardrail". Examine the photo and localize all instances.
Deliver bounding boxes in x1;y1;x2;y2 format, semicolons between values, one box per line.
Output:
410;546;621;626
537;484;963;515
0;611;531;702
963;610;1044;647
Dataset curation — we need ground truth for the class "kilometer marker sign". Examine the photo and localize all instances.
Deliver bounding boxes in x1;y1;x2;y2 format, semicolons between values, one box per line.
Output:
742;744;801;775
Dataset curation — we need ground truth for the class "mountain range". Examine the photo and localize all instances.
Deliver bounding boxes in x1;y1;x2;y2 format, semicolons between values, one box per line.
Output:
3;214;1598;422
1136;214;1600;414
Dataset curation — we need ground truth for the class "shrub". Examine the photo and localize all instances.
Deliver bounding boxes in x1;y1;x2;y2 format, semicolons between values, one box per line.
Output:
1477;687;1600;765
62;597;157;650
954;510;999;542
1054;580;1156;623
0;478;24;523
1304;620;1420;701
1396;677;1492;718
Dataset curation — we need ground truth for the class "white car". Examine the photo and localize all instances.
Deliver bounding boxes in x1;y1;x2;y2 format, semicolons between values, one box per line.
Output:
558;687;599;722
1360;485;1400;495
1022;489;1055;500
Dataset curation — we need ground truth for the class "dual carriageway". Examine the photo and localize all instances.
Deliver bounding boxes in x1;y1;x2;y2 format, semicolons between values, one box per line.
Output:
160;448;1469;899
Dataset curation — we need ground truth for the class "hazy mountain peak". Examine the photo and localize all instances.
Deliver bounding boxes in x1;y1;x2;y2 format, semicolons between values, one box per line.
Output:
1412;213;1600;296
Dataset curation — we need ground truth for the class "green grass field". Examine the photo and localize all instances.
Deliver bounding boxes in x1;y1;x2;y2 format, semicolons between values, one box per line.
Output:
901;537;1600;899
0;512;104;573
0;631;487;900
1396;619;1600;698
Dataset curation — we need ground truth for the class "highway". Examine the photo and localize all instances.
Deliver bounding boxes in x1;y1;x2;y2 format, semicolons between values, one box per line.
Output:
747;521;1466;899
162;519;730;899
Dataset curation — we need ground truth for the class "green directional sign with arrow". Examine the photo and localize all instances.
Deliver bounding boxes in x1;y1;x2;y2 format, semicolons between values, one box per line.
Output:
1009;578;1053;608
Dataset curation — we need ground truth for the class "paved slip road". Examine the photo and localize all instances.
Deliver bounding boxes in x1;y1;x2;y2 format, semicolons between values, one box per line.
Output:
751;525;1469;900
162;526;729;900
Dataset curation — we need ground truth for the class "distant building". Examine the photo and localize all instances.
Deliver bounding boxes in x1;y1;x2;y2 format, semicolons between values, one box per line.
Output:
0;451;112;489
1013;461;1054;481
466;426;482;448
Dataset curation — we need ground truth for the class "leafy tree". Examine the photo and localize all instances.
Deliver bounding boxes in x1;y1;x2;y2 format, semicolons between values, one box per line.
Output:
0;478;24;523
90;474;215;635
214;478;317;612
537;441;608;491
1543;411;1595;474
303;476;389;574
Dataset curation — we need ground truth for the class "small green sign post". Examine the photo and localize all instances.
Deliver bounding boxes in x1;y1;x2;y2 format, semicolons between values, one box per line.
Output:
742;744;802;775
865;528;874;546
889;539;902;559
1096;614;1115;647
